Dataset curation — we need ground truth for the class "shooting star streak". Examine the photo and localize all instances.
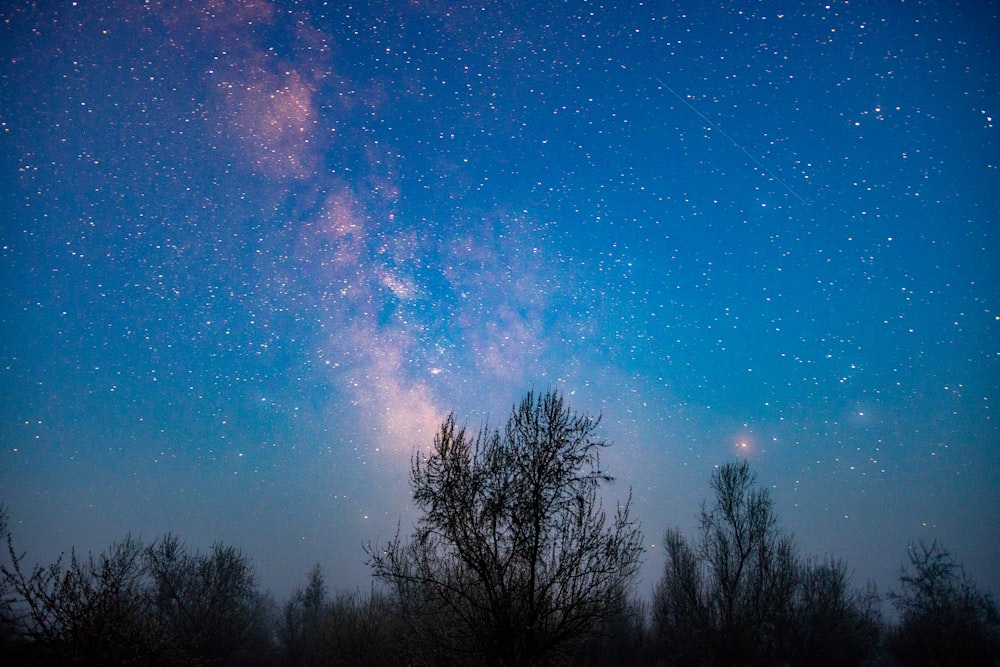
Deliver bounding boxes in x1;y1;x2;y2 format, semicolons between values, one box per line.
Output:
656;77;809;206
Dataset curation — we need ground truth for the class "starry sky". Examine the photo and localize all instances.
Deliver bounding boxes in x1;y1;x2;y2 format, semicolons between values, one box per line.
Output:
1;0;997;602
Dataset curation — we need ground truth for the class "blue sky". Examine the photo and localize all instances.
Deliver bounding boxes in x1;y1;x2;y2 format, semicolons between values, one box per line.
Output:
2;0;997;601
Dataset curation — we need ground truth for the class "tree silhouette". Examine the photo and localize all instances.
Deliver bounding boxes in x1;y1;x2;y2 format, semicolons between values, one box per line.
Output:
278;563;327;666
277;565;394;667
887;540;1000;666
0;506;17;647
652;461;880;666
654;461;797;664
781;557;881;666
573;583;651;667
368;389;643;666
1;530;164;665
146;534;272;665
320;588;395;667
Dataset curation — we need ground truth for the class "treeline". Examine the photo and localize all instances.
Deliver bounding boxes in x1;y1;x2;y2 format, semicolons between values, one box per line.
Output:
3;390;998;666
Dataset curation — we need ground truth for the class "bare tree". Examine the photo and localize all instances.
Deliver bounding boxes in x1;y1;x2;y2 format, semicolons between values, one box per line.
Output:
0;515;274;666
0;505;16;646
278;564;327;666
278;563;397;667
887;540;1000;665
369;389;643;667
656;461;798;664
653;462;879;666
146;534;271;665
573;582;651;667
1;530;164;665
318;588;396;667
781;557;882;666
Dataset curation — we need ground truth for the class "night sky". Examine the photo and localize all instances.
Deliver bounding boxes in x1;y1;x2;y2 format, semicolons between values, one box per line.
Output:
2;1;997;602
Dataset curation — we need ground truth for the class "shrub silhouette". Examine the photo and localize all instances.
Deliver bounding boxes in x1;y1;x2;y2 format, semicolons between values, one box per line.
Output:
1;522;271;666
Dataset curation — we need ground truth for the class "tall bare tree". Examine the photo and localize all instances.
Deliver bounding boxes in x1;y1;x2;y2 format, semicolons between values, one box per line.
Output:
369;389;643;667
653;461;880;666
654;461;795;664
